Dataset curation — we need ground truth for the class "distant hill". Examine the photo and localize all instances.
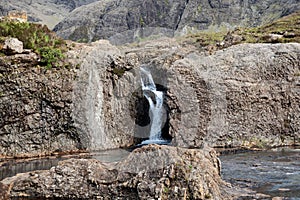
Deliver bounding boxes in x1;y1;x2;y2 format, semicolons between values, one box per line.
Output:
0;0;99;29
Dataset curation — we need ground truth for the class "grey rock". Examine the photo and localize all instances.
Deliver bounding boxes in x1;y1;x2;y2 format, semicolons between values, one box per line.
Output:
71;40;136;150
177;0;300;32
0;145;232;199
70;40;300;150
0;51;82;157
2;38;23;55
53;0;187;43
183;43;300;148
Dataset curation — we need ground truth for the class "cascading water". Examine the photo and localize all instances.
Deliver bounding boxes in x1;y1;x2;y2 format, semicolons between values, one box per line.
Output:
140;67;170;145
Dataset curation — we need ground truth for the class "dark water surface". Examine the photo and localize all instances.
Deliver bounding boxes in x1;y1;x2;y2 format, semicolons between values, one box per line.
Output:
0;157;63;181
220;147;300;199
0;149;130;181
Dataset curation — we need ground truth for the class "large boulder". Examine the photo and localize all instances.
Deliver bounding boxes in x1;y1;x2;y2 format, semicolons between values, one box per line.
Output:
0;144;233;199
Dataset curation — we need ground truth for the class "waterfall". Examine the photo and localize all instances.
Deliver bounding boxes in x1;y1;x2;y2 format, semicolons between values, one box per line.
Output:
140;67;169;145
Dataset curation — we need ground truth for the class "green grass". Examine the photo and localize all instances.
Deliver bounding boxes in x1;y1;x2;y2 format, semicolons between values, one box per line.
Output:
180;11;300;49
234;11;300;43
178;30;226;49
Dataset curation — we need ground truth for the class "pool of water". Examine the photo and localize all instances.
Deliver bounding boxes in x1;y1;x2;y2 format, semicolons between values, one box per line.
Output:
220;147;300;199
0;149;130;181
0;157;63;181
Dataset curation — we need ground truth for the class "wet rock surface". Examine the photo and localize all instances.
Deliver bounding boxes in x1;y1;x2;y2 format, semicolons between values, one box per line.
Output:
0;145;233;199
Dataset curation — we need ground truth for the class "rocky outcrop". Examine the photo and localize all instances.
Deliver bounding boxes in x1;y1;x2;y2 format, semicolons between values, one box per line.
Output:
0;144;234;199
53;0;300;44
178;0;300;31
53;0;187;43
70;40;137;150
0;50;83;157
191;43;300;148
1;40;299;157
67;40;300;151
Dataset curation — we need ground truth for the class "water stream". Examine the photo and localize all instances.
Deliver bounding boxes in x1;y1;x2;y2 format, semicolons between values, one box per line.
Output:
140;67;169;145
220;147;300;199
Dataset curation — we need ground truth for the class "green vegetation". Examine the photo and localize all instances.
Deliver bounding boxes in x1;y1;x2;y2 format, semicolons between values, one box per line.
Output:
139;17;145;27
0;21;66;68
180;11;300;50
37;47;64;69
234;11;300;43
197;5;202;14
191;31;225;45
163;186;169;193
112;68;126;77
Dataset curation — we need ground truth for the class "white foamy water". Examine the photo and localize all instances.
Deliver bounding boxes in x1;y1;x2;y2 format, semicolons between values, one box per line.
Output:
140;67;168;145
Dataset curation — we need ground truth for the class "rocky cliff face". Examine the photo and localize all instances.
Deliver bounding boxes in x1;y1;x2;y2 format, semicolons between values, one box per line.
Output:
53;0;300;44
0;49;83;157
187;43;300;148
53;0;187;43
72;40;299;150
178;0;300;31
1;39;299;157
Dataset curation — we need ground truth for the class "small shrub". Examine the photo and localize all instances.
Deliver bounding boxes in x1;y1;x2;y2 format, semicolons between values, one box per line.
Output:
0;21;66;68
37;47;64;69
112;68;126;77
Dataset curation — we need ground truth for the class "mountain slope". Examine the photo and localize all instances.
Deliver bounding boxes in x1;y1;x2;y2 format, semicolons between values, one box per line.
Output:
53;0;188;43
53;0;300;44
0;0;99;29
